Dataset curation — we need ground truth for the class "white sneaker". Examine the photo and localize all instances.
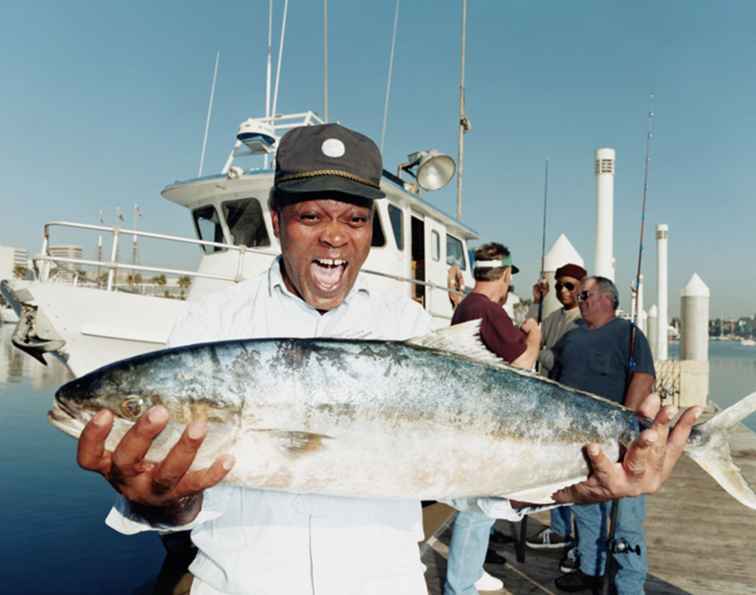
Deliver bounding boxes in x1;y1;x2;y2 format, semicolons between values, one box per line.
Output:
474;570;503;591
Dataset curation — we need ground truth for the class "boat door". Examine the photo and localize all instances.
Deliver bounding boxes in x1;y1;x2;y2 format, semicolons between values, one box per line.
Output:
410;214;425;305
424;216;450;319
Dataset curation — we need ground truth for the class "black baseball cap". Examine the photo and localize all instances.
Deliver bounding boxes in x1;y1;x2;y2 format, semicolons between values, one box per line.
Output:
274;123;385;200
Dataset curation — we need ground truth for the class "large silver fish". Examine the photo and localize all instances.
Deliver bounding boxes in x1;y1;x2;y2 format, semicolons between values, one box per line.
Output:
49;321;756;507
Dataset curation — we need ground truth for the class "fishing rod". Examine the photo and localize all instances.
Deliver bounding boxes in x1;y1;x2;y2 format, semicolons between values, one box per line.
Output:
537;158;549;324
602;94;655;595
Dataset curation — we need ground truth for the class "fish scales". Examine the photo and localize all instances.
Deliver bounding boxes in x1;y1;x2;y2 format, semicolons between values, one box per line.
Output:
49;324;756;508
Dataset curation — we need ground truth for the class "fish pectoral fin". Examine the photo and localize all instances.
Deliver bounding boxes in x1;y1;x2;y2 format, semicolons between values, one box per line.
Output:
405;320;504;366
501;476;587;505
252;429;332;454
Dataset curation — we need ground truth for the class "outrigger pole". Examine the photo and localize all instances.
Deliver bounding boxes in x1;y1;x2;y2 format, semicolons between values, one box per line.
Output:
455;0;469;221
198;51;220;177
602;94;655;595
537;159;549;324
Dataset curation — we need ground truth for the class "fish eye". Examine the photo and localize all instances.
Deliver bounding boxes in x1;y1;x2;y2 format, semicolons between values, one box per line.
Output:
120;396;145;419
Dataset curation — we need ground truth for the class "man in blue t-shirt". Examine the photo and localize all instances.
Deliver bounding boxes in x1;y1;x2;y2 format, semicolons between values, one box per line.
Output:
550;276;655;595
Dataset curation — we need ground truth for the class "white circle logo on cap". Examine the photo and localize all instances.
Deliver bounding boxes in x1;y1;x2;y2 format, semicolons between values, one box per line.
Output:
321;138;346;158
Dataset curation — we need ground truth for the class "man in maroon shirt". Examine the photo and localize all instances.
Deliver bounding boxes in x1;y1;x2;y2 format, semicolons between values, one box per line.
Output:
444;242;541;594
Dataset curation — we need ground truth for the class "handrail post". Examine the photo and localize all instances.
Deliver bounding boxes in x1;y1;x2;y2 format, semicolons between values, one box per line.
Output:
235;247;246;282
107;229;120;291
40;230;50;282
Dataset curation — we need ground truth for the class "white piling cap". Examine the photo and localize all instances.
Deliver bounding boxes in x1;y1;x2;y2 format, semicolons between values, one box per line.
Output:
681;273;710;297
648;304;658;316
544;234;584;272
596;147;615;159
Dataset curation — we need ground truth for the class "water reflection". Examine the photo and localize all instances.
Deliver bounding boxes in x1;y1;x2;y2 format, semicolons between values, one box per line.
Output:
0;324;72;389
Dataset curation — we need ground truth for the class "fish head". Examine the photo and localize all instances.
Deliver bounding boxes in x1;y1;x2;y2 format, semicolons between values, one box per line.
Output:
49;353;242;464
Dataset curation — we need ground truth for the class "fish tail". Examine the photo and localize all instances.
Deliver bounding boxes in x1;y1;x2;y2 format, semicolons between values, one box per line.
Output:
685;391;756;510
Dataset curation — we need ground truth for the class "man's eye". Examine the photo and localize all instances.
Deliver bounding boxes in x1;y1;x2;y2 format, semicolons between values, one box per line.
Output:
350;216;368;225
300;213;319;222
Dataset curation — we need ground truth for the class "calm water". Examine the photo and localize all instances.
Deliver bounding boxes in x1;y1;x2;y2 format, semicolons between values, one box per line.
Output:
0;325;163;594
1;327;755;594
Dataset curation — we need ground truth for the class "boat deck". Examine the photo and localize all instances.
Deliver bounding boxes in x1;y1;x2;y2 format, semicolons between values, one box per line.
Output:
421;422;756;594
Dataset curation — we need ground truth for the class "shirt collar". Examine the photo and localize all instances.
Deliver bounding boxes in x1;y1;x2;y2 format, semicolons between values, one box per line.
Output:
267;257;371;305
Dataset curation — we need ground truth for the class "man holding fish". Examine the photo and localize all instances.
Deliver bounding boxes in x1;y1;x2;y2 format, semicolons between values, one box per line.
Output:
73;123;701;594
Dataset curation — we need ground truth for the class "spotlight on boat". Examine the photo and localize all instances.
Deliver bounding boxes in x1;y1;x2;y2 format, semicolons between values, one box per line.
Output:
397;150;456;192
236;119;277;154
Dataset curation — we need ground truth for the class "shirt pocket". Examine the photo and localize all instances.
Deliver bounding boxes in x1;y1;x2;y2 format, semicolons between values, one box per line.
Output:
588;349;612;376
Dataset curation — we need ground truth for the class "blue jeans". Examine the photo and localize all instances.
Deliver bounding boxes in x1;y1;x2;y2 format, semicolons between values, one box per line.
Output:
443;511;496;595
550;506;574;539
573;496;647;595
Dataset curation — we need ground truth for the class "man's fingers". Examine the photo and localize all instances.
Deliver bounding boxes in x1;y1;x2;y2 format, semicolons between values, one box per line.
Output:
111;406;170;474
77;409;114;473
663;406;703;476
173;455;236;497
624;429;658;478
637;392;661;419
151;420;208;495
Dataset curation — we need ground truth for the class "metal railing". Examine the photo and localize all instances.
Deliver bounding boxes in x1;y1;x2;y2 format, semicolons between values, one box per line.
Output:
35;221;276;292
33;220;462;301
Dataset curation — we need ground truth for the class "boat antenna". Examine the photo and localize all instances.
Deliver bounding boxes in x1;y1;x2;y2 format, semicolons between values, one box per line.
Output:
455;0;469;221
266;0;273;118
380;0;401;154
602;92;655;595
537;158;549;324
323;0;328;121
198;51;220;177
271;0;289;118
631;94;655;327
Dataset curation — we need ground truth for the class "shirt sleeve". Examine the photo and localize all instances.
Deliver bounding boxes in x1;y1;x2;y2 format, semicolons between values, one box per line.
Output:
444;497;562;521
105;488;228;535
631;327;656;377
480;308;527;363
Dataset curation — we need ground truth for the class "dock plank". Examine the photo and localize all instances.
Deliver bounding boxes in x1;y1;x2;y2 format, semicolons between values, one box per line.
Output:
422;424;756;594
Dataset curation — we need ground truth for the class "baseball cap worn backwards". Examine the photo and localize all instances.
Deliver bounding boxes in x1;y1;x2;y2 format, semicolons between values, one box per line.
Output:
274;123;385;200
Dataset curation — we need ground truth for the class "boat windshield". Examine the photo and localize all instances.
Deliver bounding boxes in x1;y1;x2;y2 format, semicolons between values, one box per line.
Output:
222;198;271;248
193;205;226;253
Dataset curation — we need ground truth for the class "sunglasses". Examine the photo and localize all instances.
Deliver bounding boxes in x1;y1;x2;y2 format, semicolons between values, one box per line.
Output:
577;290;596;302
556;281;576;292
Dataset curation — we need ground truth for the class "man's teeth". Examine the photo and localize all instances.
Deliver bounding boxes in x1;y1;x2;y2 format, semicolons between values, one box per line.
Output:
315;258;347;267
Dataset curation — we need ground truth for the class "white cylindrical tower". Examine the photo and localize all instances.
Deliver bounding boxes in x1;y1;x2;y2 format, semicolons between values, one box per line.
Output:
541;233;585;319
636;273;647;335
648;304;658;360
681;273;710;361
656;224;669;360
594;148;615;281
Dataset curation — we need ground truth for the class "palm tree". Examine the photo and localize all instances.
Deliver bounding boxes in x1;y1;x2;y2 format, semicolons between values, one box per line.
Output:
177;275;192;299
13;265;28;280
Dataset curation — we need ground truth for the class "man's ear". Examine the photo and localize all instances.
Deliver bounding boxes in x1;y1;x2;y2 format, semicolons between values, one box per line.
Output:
271;209;281;239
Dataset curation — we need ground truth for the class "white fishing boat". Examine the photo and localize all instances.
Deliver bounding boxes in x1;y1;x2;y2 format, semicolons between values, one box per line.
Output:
0;110;477;377
741;338;756;347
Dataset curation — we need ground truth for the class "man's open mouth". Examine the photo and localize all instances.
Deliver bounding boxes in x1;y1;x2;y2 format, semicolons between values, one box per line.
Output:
311;258;348;292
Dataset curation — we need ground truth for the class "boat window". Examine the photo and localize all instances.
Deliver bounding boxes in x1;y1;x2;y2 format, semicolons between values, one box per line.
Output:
431;230;440;262
447;234;466;270
193;205;226;253
388;204;404;250
222;198;271;248
372;209;386;247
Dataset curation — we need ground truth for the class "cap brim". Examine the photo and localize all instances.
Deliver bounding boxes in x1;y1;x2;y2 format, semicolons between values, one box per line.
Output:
511;265;520;274
276;175;385;200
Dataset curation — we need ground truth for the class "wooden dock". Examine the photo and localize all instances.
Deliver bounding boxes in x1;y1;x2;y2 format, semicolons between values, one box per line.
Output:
421;423;756;594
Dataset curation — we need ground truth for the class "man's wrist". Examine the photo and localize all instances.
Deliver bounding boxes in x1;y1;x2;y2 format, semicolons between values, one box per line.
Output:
130;493;203;527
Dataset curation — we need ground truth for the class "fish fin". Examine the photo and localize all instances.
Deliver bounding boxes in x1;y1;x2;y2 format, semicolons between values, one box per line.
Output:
502;476;587;504
406;320;503;366
252;429;332;454
685;391;756;510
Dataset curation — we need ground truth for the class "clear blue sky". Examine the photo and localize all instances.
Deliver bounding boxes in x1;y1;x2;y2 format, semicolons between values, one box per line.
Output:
1;1;754;317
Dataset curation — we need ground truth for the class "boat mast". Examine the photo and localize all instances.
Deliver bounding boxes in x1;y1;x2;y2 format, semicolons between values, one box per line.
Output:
456;0;469;221
198;51;220;177
380;0;401;154
266;0;273;118
271;0;289;117
323;0;328;121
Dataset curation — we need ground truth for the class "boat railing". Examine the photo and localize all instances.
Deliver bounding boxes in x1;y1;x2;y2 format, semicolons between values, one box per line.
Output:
33;220;464;300
34;221;276;292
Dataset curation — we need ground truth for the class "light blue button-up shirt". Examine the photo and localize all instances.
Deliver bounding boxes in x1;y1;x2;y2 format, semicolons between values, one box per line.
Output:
107;259;433;595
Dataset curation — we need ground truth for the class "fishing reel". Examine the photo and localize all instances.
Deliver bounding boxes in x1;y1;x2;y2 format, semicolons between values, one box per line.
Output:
608;537;642;556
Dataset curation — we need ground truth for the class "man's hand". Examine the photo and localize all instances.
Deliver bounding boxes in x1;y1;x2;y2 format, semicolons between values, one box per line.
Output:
532;279;549;304
551;394;702;504
447;265;465;308
520;318;541;340
77;406;235;525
